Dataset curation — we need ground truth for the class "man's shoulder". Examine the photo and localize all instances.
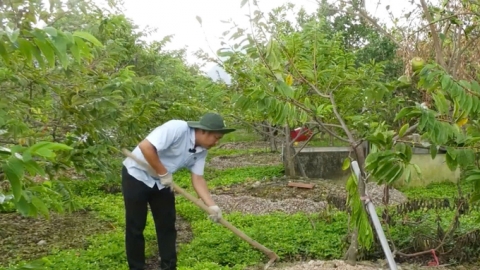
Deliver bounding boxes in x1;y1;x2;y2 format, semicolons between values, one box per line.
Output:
161;119;189;130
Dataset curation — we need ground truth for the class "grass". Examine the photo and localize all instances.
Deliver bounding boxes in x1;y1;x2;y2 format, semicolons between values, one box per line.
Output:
220;129;262;143
399;180;475;200
2;137;480;269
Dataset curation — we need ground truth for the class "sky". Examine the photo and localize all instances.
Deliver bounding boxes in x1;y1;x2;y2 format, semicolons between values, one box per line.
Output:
111;0;418;78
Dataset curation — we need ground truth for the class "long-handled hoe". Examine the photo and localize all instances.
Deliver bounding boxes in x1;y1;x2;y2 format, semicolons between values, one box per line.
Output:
121;149;280;269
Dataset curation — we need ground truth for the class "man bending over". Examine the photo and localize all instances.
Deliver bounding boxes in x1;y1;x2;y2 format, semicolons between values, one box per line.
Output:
121;112;236;270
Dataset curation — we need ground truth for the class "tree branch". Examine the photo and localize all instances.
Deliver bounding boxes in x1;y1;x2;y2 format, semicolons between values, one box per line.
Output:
419;0;447;69
330;93;355;142
312;116;350;143
345;5;401;48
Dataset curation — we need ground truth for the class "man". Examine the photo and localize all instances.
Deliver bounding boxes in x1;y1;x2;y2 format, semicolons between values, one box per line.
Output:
121;112;235;270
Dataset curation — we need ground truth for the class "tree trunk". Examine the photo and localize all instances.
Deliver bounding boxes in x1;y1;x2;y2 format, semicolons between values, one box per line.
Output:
283;125;296;177
344;228;359;265
268;124;277;152
344;142;368;264
294;147;307;178
261;121;270;141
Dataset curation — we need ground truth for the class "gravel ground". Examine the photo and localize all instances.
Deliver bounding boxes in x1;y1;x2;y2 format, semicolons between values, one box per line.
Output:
209;179;408;216
211;194;327;215
255;260;452;270
267;260;384;270
208;152;281;170
364;182;407;206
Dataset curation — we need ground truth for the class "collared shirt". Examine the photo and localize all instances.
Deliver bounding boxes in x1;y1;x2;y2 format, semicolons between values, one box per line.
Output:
122;119;207;190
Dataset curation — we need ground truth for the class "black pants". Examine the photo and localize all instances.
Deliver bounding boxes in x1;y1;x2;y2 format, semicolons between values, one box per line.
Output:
121;166;177;270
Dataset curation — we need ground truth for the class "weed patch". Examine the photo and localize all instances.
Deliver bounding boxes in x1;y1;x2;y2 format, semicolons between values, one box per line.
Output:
0;210;112;268
176;210;349;268
172;165;284;192
4;150;480;270
400;181;474;200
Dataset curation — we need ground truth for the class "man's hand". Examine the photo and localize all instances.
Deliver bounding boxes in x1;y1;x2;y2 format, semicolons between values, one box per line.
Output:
159;173;173;191
208;205;222;223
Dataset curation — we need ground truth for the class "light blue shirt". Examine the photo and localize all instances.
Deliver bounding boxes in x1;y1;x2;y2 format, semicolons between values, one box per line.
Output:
122;119;207;190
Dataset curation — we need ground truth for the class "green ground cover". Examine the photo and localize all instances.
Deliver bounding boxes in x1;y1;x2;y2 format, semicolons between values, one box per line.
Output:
1;137;479;270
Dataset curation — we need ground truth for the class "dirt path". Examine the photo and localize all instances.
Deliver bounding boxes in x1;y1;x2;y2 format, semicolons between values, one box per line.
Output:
0;210;112;267
212;178;408;212
256;260;452;270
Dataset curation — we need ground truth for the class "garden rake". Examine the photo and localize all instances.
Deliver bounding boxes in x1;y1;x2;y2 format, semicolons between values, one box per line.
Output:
121;148;279;269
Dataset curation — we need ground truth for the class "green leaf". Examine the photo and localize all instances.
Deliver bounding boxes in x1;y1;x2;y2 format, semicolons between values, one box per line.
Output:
404;166;412;183
73;36;90;56
22;160;46;176
69;43;81;63
430;144;438;159
28;141;73;153
395;107;413;122
0;41;9;63
51;34;69;68
471;81;480;93
72;31;102;47
441;74;452;90
465;171;480;183
14;196;30;216
386;164;404;184
364;152;380;170
412;163;422;178
33;38;55;68
431;92;449;115
276;80;293;97
374;160;396;183
342;157;350;170
398;123;409;138
7;29;20;43
30;45;45;68
445;151;458;171
2;158;24;201
17;38;34;65
24;141;72;159
31;196;50;219
44;26;57;37
456;149;475;168
403;144;412;162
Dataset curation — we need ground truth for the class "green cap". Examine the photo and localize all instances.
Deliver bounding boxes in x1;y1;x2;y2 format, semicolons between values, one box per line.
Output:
187;113;236;134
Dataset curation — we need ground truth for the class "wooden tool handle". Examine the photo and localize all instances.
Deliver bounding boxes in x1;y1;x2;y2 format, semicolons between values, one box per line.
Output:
172;182;278;259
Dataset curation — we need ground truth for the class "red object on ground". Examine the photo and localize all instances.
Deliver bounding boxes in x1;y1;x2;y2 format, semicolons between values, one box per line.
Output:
290;127;313;142
427;249;439;266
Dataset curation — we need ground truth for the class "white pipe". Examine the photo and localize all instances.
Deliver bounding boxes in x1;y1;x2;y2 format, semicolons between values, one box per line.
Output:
351;161;398;270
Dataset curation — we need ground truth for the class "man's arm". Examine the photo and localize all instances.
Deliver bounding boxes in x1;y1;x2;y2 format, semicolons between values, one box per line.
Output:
191;173;216;207
138;140;168;176
137;120;182;176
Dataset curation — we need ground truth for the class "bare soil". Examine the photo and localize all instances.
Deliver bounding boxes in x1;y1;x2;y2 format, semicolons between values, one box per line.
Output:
208;151;281;170
145;215;193;270
0;210;112;266
216;141;272;150
249;259;454;270
212;178;408;211
0;209;193;269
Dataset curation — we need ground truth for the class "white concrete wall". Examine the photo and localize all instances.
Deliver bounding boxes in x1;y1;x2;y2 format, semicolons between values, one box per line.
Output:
394;154;461;188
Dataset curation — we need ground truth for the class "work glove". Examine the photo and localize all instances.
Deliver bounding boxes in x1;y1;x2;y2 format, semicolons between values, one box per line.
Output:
158;172;173;191
208;205;222;223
